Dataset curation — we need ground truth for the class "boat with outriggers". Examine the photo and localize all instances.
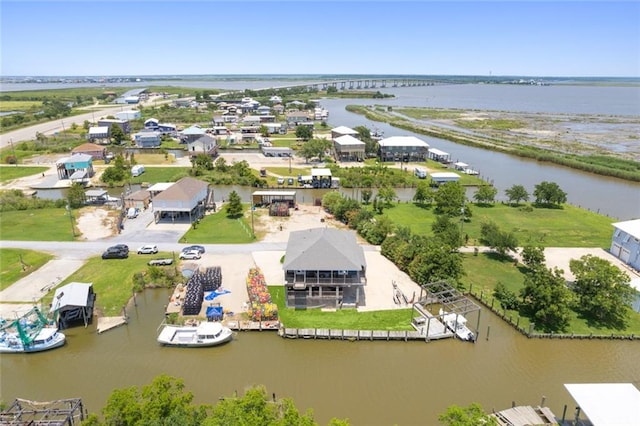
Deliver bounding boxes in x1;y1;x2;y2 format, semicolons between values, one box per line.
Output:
439;309;476;342
0;307;66;354
157;321;233;348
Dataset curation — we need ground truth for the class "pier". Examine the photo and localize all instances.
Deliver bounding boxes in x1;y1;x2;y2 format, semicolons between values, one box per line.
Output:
277;327;452;342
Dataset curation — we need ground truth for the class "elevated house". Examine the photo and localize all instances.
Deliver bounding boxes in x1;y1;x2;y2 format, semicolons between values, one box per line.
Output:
56;153;94;183
72;142;106;161
283;228;367;309
124;189;151;210
87;126;110;143
51;282;96;330
133;130;162;148
333;134;365;161
611;219;640;271
152;177;212;224
144;118;177;136
115;110;141;120
98;118;130;134
187;135;218;159
378;136;430;162
286;111;311;128
180;125;207;144
331;126;358;140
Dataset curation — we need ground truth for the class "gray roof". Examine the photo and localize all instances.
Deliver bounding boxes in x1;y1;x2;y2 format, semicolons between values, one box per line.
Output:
283;228;366;271
51;282;92;311
153;177;208;203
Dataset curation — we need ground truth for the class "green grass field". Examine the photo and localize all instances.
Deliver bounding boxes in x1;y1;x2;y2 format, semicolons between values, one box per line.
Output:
0;248;54;291
460;252;640;335
269;286;414;330
382;202;614;247
0;166;49;182
129;167;190;184
0;208;78;241
0;100;43;112
179;205;256;244
57;253;177;316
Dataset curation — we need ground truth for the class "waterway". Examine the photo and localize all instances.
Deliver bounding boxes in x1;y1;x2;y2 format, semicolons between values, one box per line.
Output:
1;289;639;425
2;79;640;424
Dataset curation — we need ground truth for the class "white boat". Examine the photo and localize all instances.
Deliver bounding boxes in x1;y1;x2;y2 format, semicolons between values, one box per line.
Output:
157;321;233;347
439;309;476;342
0;327;66;354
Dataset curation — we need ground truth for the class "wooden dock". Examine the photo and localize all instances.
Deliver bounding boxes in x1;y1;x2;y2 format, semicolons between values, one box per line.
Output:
96;316;127;334
278;327;452;342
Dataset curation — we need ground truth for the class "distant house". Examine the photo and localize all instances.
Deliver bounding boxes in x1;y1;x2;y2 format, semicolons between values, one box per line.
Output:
152;177;212;224
430;172;460;185
286;111;311;127
333;135;365;161
87;126;110;143
272;104;285;115
242;115;262;126
145;118;176;136
124;189;151;210
180;125;207;144
269;95;282;103
611;219;640;271
56;153;94;182
72;142;106;160
428;148;451;163
115;110;141;120
134;130;162;148
144;118;159;129
283;228;367;309
187;135;218;159
256;105;271;115
378;136;430;162
331;126;358;139
98;118;130;134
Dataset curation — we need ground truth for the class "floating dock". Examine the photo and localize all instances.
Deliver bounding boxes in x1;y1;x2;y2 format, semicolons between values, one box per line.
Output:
278;327;452;342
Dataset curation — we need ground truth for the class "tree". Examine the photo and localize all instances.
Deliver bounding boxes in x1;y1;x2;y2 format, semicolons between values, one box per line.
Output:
295;125;313;141
67;182;86;209
533;181;567;206
192;153;214;171
100;375;210;426
225;191;243;217
569;254;635;328
434;182;466;216
473;185;497;205
109;123;126;145
438;403;498;426
408;237;464;285
504;184;529;205
520;267;574;333
520;245;545;269
431;215;462;249
413;181;434;205
361;189;372;205
298;138;332;163
322;191;344;214
377;185;397;207
479;221;518;257
493;282;520;310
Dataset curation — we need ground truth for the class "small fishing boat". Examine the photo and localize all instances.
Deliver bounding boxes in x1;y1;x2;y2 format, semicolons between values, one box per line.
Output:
157;321;233;348
439;309;476;342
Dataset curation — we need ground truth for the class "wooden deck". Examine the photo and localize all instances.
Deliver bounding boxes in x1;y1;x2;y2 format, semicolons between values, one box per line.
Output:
278;327;452;342
96;316;127;334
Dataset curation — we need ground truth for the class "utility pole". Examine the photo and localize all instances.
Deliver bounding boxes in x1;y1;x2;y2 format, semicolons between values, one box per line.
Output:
9;138;17;166
67;204;76;238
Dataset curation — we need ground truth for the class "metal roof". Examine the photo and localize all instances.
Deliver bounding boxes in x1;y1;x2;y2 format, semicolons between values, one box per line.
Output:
311;168;332;177
334;135;365;146
51;282;92;311
564;383;640;425
331;126;358;134
153;177;208;203
283;228;366;272
147;182;174;192
612;219;640;239
378;136;429;148
253;191;296;196
429;148;450;156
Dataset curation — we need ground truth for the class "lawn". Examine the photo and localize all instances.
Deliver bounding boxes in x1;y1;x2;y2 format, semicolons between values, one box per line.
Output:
0;248;54;291
460;252;640;336
128;167;190;184
269;286;414;330
55;253;177;316
0;166;49;182
382;202;614;247
0;208;78;241
0;100;43;112
179;205;256;244
265;166;311;177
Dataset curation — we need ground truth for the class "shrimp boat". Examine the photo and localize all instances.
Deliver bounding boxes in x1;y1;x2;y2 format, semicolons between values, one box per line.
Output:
157;321;233;348
0;307;66;354
439;309;476;342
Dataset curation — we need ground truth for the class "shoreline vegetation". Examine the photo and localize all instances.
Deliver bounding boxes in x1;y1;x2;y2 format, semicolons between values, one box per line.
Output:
346;105;640;182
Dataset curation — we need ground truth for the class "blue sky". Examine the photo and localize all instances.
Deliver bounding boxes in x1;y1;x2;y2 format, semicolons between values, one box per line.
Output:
1;1;639;77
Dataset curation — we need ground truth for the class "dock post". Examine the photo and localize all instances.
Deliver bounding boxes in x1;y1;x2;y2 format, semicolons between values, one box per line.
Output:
486;326;491;341
540;395;546;407
561;405;567;423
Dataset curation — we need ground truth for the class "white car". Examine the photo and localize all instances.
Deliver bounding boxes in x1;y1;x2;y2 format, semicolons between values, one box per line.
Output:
137;244;158;254
179;250;201;260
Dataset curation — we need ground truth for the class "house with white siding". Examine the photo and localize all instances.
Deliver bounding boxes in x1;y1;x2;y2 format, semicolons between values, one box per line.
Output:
611;219;640;271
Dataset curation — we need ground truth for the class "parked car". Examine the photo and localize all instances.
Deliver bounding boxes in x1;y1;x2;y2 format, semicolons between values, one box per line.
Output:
111;244;129;253
182;245;205;254
137;245;158;254
102;248;128;259
287;177;294;185
148;258;174;266
127;207;139;219
179;250;201;260
277;177;285;185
